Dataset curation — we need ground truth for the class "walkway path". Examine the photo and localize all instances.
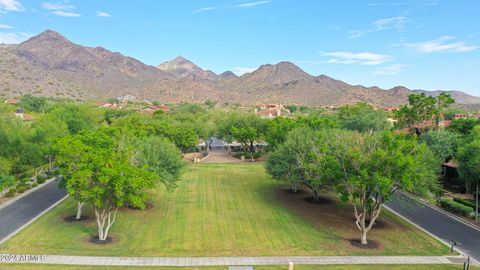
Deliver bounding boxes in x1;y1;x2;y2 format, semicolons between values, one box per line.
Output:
0;179;67;244
386;191;480;262
201;150;241;163
0;255;466;266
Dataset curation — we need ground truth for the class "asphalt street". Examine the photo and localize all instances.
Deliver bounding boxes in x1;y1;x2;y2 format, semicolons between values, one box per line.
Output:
0;180;67;243
387;191;480;261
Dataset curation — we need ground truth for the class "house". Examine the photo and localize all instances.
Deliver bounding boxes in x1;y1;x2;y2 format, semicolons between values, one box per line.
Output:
116;95;136;102
4;99;18;105
383;107;398;112
454;114;480;120
140;105;170;114
255;104;290;118
96;102;123;109
14;107;34;122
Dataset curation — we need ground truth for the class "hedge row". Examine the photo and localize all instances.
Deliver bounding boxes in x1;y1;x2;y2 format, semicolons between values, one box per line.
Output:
453;197;479;212
439;197;474;217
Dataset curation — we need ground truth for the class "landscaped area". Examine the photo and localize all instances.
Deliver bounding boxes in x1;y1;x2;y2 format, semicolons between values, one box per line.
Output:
0;163;448;257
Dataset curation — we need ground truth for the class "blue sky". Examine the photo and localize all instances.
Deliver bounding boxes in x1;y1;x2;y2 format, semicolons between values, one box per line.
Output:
1;0;479;95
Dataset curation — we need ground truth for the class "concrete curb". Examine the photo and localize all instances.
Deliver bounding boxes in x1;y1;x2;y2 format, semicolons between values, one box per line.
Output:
0;194;69;245
0;178;57;211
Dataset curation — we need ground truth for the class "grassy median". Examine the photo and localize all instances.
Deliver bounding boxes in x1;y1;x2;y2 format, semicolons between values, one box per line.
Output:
0;163;448;256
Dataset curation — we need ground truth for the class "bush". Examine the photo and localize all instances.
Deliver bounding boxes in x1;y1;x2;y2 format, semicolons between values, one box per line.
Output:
453;197;478;211
37;178;46;184
37;173;48;181
16;186;27;193
5;188;16;197
439;197;474;217
32;182;39;188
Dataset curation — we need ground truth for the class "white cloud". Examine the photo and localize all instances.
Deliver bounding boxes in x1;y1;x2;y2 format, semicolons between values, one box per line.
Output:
232;67;256;75
320;51;393;65
0;24;13;29
374;16;407;30
236;1;270;8
42;1;81;17
97;11;111;17
349;16;407;39
193;6;215;13
374;64;409;75
0;31;31;44
0;0;24;12
405;36;478;53
50;10;80;17
42;2;74;11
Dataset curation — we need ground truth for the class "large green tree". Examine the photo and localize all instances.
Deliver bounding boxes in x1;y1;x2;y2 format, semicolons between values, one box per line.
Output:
54;129;157;240
325;130;438;244
139;136;185;191
457;136;480;220
337;103;390;133
218;113;267;161
266;127;315;193
419;130;460;162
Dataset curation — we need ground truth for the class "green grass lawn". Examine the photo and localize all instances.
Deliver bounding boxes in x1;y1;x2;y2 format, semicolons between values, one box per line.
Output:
0;163;448;256
0;265;475;270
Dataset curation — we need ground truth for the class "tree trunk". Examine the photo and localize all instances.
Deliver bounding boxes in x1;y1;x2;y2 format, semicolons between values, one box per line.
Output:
249;141;255;162
313;189;319;201
291;182;298;193
76;201;84;220
360;230;368;245
94;206;119;241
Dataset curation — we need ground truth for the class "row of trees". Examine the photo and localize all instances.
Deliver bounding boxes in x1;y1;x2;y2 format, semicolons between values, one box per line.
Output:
267;127;438;245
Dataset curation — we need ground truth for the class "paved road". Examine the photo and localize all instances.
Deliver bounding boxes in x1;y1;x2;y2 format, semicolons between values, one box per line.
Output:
0;180;67;243
387;191;480;262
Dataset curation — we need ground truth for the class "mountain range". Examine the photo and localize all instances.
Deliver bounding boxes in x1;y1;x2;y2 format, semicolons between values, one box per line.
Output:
1;30;479;108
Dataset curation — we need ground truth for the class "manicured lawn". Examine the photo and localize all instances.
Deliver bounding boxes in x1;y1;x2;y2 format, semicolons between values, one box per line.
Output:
0;265;475;270
0;164;448;256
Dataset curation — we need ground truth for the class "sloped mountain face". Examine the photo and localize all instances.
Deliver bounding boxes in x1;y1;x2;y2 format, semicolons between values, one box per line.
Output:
413;90;480;104
0;30;478;108
158;56;218;81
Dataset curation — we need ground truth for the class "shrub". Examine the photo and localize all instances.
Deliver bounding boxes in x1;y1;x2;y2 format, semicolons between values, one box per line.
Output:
439;197;474;217
37;173;48;181
453;197;478;212
16;186;27;194
32;182;39;188
5;188;16;197
37;178;46;184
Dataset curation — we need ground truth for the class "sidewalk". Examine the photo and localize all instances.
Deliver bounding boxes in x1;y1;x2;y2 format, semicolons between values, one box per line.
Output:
0;255;466;266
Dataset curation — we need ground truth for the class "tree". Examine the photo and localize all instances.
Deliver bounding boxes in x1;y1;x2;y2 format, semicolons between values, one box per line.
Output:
54;129;157;240
19;94;48;113
302;130;340;200
48;103;103;135
325;130;438;245
337;103;390;133
266;127;315;193
164;127;199;153
265;117;298;149
218;113;267;161
395;93;437;131
457;139;480;221
419;130;460;162
447;118;480;135
139;136;185;191
395;93;455;132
